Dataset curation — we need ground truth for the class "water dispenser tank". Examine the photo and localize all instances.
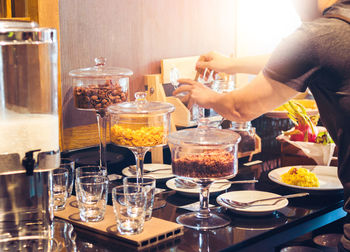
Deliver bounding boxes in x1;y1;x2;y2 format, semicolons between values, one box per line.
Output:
0;20;60;251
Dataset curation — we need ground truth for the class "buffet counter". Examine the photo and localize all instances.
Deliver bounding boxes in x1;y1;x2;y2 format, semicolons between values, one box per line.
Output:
59;147;346;252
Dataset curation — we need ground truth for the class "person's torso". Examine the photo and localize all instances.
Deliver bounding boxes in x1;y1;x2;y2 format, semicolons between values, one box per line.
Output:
306;15;350;146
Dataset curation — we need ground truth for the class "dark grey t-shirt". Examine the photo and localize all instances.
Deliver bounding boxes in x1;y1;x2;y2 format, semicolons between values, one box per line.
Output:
263;2;350;199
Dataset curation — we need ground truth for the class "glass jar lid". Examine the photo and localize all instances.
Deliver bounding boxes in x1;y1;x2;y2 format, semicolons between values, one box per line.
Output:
69;57;133;78
107;92;175;115
0;20;38;29
168;118;241;146
0;20;55;45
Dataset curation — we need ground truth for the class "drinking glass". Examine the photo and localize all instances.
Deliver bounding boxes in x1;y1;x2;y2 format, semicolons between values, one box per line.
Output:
123;176;156;221
194;68;214;121
112;185;147;235
170;67;210;122
53;168;69;211
76;175;108;222
75;165;107;178
74;165;107;208
60;158;75;198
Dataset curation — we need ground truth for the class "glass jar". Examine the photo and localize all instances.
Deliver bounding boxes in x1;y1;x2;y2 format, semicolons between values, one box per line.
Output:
230;121;256;153
108;92;175;148
108;92;175;179
168;118;241;230
168;118;241;179
69;57;132;115
69;57;133;167
208;76;235;124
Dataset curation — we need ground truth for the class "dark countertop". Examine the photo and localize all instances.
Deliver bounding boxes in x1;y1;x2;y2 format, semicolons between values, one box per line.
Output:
60;145;346;252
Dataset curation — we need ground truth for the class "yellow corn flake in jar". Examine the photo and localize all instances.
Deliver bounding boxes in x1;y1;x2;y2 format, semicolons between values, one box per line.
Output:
111;124;165;147
281;167;320;187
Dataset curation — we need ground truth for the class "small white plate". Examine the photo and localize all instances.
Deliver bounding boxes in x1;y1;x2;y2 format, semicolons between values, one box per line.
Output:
166;178;231;197
216;190;288;216
268;165;343;193
122;163;174;180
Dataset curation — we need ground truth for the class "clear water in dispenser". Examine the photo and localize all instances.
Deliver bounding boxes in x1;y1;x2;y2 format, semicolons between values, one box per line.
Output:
0;20;60;251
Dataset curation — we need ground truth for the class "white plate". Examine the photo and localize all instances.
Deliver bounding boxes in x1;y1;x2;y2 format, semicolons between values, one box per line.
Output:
264;109;318;119
268;165;343;193
166;178;231;197
216;190;289;216
122;163;174;180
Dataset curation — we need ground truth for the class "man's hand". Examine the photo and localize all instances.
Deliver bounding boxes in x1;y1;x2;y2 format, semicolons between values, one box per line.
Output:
173;78;220;109
196;51;234;76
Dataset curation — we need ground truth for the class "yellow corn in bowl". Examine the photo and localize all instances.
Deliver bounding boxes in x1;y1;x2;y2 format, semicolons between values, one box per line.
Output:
281;167;320;187
111;124;165;147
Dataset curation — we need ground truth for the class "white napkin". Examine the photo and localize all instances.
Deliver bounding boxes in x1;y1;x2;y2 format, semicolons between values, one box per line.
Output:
277;134;336;166
180;201;215;212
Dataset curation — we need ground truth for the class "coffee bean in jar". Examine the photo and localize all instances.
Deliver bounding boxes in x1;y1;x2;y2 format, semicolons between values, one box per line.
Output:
230;121;256;153
74;80;128;110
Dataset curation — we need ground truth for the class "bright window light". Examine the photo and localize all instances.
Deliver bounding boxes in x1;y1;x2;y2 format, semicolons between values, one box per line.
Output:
236;0;301;57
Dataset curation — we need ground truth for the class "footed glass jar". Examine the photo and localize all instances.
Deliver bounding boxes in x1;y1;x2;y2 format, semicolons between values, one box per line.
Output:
70;57;132;114
108;92;175;148
69;57;132;167
168;118;241;230
108;92;174;179
168;118;241;179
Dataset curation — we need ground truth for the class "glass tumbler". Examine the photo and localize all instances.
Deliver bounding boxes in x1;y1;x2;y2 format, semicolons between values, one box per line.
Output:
60;158;75;198
74;165;107;209
53;168;69;211
75;165;107;178
76;175;108;222
123;176;156;221
112;185;147;235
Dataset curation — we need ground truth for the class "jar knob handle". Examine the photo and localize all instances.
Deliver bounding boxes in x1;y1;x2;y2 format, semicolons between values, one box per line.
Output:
95;57;106;67
197;118;210;128
135;91;147;105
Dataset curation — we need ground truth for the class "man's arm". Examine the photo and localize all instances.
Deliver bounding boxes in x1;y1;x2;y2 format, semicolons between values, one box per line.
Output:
229;55;271;75
210;72;299;121
175;72;299;122
196;52;271;75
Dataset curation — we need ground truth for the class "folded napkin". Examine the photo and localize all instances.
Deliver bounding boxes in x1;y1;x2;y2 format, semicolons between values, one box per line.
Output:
277;134;336;166
179;202;215;212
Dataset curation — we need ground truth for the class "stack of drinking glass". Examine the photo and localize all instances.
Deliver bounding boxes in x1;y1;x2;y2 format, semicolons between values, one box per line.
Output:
53;161;157;235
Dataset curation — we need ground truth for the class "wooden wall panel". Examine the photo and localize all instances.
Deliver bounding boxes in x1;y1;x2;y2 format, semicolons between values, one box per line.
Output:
59;0;237;150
